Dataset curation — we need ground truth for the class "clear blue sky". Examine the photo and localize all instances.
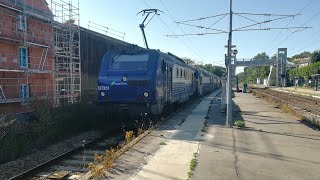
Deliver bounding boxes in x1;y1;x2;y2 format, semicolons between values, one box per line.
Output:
49;0;320;72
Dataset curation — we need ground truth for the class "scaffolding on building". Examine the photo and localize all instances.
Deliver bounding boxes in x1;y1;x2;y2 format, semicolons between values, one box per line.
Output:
0;0;81;114
50;0;81;106
0;0;55;112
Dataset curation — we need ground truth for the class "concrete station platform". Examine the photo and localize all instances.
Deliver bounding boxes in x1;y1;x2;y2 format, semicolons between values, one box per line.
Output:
193;92;320;180
272;87;320;99
100;91;320;180
252;84;320;98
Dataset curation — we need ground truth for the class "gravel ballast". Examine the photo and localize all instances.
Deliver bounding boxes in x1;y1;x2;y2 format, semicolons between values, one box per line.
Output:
0;131;101;180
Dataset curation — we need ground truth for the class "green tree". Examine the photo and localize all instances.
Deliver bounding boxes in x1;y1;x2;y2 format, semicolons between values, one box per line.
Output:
253;52;269;60
181;57;226;77
311;50;320;63
183;58;195;64
290;51;311;62
203;64;215;73
197;64;226;77
212;66;226;77
238;52;272;83
288;62;320;80
237;72;246;83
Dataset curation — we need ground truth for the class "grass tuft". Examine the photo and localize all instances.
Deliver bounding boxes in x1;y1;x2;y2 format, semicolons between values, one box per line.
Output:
234;120;245;128
160;141;166;145
187;152;198;180
88;128;143;178
125;131;134;144
88;147;118;178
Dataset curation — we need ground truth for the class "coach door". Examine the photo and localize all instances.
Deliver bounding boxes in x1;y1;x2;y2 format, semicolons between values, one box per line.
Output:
162;60;170;103
168;66;172;102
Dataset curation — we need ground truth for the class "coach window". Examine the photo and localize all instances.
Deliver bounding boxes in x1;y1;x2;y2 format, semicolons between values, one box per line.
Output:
176;68;179;78
162;59;165;73
180;69;182;78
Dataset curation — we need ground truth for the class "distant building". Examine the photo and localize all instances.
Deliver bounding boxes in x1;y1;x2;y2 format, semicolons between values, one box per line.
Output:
292;57;311;67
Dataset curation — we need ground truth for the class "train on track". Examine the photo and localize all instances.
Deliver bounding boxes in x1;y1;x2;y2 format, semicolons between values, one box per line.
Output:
97;48;221;117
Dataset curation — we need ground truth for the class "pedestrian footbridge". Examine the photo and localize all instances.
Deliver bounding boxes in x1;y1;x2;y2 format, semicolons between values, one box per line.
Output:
234;48;294;87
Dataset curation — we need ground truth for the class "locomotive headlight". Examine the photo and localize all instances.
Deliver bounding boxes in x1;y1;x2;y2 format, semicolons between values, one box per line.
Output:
101;92;105;97
143;92;149;97
122;76;127;82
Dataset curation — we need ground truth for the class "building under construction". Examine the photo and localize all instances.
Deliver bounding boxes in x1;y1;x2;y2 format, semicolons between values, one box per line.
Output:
0;0;131;117
0;0;54;114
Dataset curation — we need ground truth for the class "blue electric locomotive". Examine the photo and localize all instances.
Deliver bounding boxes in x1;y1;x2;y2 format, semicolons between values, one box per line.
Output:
97;49;196;115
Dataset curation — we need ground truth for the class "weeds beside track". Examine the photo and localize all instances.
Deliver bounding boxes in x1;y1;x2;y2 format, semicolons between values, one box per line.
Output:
251;87;320;128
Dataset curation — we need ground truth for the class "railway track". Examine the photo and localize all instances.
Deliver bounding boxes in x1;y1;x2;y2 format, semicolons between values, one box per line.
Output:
251;87;320;127
8;131;123;180
7;111;175;179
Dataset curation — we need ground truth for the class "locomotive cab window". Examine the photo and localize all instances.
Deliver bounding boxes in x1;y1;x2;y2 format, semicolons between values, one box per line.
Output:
109;54;149;70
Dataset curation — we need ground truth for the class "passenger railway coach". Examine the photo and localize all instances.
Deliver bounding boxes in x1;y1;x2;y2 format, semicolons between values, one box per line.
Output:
97;48;220;116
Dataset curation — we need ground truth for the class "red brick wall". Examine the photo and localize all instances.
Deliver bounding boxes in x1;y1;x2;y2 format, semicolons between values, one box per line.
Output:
0;1;54;114
0;6;53;45
27;18;53;46
0;72;54;98
0;7;18;40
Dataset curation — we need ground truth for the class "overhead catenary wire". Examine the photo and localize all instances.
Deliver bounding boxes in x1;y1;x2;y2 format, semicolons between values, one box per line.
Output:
290;28;320;52
267;3;320;55
141;0;206;64
175;22;227;33
165;31;228;37
233;27;311;32
208;13;228;28
262;0;313;53
144;1;315;65
234;13;259;23
158;0;209;64
233;14;298;31
176;13;229;23
290;28;320;55
167;12;304;37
